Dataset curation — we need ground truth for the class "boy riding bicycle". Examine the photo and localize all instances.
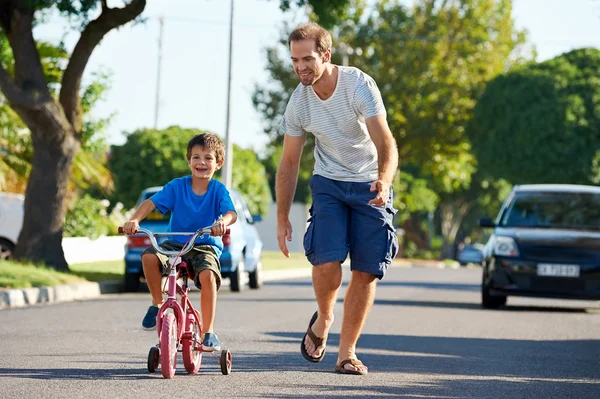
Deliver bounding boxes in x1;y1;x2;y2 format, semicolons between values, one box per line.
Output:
122;133;237;352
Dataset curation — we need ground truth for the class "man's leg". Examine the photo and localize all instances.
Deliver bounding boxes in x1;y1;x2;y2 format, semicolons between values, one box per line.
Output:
337;270;376;372
303;261;343;359
142;253;164;307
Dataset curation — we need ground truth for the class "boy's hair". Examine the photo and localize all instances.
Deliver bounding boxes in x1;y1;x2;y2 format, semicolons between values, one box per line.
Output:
186;133;225;163
288;22;332;56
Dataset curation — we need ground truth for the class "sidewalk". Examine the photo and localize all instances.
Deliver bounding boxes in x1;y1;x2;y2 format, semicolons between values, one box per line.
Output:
0;258;462;310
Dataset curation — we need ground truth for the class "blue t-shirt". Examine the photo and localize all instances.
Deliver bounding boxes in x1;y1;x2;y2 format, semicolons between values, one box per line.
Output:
149;176;236;257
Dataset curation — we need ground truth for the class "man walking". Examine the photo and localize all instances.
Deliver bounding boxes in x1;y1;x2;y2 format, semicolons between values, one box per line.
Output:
276;22;399;375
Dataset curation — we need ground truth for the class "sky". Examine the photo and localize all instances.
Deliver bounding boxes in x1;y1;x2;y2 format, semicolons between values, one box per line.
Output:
33;0;600;155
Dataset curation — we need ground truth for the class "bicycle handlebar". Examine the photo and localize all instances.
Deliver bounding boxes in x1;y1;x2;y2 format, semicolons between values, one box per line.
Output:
118;224;230;257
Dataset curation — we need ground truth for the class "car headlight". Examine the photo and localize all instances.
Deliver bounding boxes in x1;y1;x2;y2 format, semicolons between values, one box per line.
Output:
493;236;520;257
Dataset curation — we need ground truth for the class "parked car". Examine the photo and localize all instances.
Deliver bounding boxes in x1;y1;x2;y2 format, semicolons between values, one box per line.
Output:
0;192;24;260
478;184;600;309
457;243;485;266
123;186;263;293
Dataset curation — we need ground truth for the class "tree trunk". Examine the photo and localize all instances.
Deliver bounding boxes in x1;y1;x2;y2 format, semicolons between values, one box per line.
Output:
12;102;79;271
439;201;473;260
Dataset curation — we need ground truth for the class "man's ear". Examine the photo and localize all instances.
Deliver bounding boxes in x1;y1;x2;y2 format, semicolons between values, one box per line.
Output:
324;48;331;63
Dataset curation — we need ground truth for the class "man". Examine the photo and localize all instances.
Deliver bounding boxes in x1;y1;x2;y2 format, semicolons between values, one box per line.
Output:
276;22;399;375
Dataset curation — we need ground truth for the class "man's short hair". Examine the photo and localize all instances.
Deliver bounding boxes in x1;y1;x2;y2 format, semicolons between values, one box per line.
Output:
288;22;332;56
186;133;225;163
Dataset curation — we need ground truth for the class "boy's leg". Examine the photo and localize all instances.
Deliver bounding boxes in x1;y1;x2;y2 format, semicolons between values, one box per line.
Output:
189;246;222;351
142;253;164;307
140;247;169;330
198;269;217;332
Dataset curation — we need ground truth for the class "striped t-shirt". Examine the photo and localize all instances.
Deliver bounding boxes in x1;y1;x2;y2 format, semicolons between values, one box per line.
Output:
281;65;386;182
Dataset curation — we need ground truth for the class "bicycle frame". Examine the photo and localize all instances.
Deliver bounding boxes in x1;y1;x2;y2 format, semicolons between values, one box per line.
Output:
119;225;216;342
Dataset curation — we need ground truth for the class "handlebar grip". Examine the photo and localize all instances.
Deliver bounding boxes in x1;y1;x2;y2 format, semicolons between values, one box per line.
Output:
118;227;124;234
225;228;230;235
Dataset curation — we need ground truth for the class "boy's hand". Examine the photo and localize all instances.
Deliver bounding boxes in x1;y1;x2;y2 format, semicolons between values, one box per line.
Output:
123;219;140;235
211;218;227;236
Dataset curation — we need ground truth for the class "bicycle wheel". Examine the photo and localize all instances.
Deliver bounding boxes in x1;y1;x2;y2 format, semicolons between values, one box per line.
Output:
147;346;160;373
160;312;178;379
182;313;202;374
220;349;232;375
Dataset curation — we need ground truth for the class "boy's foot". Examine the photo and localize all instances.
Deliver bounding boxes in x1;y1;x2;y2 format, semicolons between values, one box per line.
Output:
201;332;222;351
142;305;159;330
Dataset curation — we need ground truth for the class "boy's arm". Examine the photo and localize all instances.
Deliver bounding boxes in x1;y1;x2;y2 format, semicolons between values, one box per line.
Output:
212;210;237;236
123;199;156;234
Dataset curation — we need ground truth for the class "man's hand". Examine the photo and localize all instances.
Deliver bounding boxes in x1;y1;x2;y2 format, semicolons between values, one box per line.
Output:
123;219;140;235
277;219;293;258
368;179;390;207
211;218;227;236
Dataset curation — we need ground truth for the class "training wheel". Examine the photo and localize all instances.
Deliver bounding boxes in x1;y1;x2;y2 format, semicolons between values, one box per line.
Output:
220;349;232;375
147;346;160;373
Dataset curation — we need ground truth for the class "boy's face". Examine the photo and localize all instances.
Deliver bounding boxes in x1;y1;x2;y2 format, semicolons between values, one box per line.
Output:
188;145;222;180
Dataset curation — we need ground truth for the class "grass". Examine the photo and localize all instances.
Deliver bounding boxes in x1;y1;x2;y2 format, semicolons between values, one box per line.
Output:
0;260;86;289
0;250;311;289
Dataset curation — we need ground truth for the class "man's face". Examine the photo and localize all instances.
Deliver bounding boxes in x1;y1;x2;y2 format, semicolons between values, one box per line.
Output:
290;39;329;86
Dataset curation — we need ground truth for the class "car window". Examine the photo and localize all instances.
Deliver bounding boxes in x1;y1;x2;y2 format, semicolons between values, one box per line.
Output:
500;191;600;230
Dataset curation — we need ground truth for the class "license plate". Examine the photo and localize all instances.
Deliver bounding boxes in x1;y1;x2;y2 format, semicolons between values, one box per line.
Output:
537;263;580;278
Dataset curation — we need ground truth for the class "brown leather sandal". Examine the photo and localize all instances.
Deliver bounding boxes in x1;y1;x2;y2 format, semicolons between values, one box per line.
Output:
300;311;326;363
335;358;368;375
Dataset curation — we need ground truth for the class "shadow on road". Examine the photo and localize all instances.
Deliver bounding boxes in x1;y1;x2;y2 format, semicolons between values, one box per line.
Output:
231;333;600;398
265;280;480;292
0;367;153;380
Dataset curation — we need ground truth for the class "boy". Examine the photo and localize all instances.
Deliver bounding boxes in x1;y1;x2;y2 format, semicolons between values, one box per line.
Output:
122;133;237;352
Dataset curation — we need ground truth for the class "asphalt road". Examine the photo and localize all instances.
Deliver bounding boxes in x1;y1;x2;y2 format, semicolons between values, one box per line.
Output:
1;266;599;399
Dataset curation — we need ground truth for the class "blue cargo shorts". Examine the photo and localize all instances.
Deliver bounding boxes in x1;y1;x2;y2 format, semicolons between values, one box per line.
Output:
303;174;399;279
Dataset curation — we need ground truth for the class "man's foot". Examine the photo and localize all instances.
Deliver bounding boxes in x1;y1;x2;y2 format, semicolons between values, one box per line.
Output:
142;305;159;330
201;332;222;352
335;358;368;375
301;311;333;362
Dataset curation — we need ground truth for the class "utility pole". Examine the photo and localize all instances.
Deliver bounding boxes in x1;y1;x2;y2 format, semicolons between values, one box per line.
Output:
154;15;164;129
222;0;234;188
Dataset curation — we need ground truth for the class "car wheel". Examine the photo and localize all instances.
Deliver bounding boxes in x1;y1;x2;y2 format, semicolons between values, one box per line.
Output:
0;238;15;260
481;273;507;309
230;254;245;293
124;272;141;292
249;259;262;289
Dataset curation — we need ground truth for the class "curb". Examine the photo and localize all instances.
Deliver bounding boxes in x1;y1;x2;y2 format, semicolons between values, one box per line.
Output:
0;260;466;310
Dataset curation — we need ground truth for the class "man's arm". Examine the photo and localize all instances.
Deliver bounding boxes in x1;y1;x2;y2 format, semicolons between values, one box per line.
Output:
275;133;306;256
366;113;399;206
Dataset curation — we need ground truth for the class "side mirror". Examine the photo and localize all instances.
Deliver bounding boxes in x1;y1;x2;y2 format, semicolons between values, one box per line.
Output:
252;214;262;223
479;217;495;228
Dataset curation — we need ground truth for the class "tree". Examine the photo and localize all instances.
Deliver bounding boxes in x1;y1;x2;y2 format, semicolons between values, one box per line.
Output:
109;126;271;216
277;0;353;29
469;47;600;185
0;0;146;270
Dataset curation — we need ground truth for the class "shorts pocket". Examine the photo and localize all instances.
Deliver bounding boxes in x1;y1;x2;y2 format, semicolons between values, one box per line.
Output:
303;220;315;257
384;225;399;263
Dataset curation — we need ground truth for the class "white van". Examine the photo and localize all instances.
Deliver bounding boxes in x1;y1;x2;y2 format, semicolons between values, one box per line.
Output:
0;192;24;259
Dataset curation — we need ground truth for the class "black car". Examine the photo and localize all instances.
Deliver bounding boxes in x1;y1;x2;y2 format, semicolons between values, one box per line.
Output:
478;184;600;308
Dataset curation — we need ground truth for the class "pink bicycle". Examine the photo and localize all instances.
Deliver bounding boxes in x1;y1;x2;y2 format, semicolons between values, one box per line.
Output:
119;225;232;378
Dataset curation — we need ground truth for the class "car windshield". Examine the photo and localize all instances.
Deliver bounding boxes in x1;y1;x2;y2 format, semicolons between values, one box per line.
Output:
501;191;600;230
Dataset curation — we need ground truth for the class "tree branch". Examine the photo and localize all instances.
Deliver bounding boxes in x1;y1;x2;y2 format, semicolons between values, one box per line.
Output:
0;1;52;106
60;0;146;132
0;63;51;108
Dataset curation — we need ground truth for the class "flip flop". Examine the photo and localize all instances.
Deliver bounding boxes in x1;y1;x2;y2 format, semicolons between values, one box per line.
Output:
300;311;326;363
335;358;368;375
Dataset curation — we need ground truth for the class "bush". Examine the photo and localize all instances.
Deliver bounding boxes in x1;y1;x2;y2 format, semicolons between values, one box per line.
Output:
63;194;127;238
